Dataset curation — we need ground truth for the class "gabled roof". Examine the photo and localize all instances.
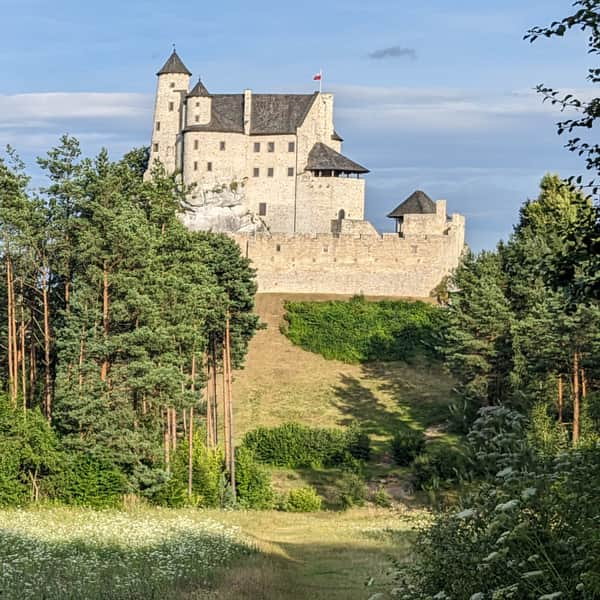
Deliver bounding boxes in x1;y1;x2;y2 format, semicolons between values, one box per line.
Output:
157;50;192;76
306;142;369;173
250;94;317;134
387;190;436;218
188;79;210;97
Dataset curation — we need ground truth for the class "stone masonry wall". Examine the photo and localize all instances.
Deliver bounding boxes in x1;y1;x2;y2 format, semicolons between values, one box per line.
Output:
231;215;465;298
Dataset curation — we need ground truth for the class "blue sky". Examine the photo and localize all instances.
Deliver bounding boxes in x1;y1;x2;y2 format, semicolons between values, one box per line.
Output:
0;0;592;250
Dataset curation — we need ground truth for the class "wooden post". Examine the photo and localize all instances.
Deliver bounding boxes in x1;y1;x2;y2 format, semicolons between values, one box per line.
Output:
573;352;580;446
188;406;194;498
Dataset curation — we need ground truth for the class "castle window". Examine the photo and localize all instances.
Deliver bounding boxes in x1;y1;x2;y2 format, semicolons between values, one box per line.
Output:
156;121;160;131
288;141;295;152
153;143;158;152
323;246;329;253
193;161;198;171
169;102;174;111
253;142;261;152
220;141;226;151
170;82;175;88
268;142;275;152
253;168;260;177
207;162;212;172
287;167;294;177
194;140;199;150
195;115;199;122
258;203;267;216
196;102;200;107
267;167;274;177
276;244;281;252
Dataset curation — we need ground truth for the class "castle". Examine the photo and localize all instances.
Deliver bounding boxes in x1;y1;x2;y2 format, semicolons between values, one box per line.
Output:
146;50;466;298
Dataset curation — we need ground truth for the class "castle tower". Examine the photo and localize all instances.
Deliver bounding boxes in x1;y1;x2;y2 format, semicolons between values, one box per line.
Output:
185;79;211;127
148;49;192;175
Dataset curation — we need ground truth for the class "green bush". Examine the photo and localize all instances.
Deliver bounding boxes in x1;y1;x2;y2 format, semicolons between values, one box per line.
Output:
56;453;128;508
391;429;426;465
413;443;467;489
337;471;368;509
242;422;370;468
282;296;445;363
371;485;393;508
235;446;274;509
285;486;322;512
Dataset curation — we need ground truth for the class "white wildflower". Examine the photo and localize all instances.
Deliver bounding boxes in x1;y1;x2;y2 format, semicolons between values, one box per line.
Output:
495;499;519;512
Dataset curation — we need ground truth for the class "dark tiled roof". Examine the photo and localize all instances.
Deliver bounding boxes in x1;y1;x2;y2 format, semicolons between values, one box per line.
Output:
184;94;245;133
183;92;319;135
250;94;317;134
331;130;343;142
157;51;192;76
306;142;369;173
387;190;436;218
188;79;210;97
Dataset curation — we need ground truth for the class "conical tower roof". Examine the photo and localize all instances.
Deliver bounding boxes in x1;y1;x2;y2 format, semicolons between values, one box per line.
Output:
188;78;210;97
157;50;192;76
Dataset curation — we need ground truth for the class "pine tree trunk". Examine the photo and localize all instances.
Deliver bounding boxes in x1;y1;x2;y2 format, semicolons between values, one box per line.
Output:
6;256;16;406
557;374;563;423
100;263;109;382
573;352;580;446
20;294;26;410
171;407;177;451
42;266;52;420
211;344;218;445
188;406;193;498
29;341;36;407
581;367;587;398
164;409;171;473
225;316;236;498
205;356;214;448
222;362;230;472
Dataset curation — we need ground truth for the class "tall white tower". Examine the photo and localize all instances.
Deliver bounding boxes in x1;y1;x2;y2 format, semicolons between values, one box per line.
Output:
147;50;191;175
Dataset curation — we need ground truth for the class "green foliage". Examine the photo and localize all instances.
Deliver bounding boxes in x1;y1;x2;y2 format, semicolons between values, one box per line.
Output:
413;443;468;490
283;296;444;363
528;402;569;457
390;428;426;466
241;422;370;468
56;453;128;508
399;445;600;599
285;486;323;512
234;446;274;509
336;471;368;509
371;486;393;508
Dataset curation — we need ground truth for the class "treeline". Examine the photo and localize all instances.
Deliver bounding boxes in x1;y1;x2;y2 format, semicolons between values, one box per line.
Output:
0;137;259;503
399;174;600;599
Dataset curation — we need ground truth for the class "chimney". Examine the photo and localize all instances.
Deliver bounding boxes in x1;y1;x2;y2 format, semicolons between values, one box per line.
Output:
244;89;252;135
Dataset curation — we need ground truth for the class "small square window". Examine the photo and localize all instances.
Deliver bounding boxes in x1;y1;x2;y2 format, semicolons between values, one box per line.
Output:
288;141;295;152
196;102;200;107
253;168;260;177
253;142;260;152
156;121;161;131
194;140;199;150
207;162;212;172
287;167;294;177
258;203;267;216
195;115;199;122
268;142;275;152
220;141;226;151
153;143;159;152
267;167;274;177
169;102;174;111
170;82;175;88
193;161;198;171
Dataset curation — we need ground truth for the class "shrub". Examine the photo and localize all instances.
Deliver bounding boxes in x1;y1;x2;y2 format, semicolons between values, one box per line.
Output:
390;429;426;465
413;443;467;489
235;446;274;509
337;471;368;509
242;422;370;468
285;486;322;512
282;297;445;363
56;453;128;508
371;485;393;508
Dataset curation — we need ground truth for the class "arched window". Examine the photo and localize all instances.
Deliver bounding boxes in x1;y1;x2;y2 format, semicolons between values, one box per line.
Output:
338;209;346;220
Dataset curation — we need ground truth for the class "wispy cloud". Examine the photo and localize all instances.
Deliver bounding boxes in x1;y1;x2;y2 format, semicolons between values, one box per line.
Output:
368;46;416;60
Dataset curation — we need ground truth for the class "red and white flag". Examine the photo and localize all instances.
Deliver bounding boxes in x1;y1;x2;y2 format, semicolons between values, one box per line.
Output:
313;71;322;81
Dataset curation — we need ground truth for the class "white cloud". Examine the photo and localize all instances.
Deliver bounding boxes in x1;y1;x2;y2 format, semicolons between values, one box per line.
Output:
331;84;595;132
0;93;153;128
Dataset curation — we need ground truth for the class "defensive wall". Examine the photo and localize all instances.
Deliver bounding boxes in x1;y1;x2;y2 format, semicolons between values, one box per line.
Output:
231;212;465;298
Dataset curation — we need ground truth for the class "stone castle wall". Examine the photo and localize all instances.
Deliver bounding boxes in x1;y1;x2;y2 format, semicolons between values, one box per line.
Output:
231;213;465;298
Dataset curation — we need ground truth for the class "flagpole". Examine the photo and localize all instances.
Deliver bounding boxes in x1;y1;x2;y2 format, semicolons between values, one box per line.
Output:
319;68;322;94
